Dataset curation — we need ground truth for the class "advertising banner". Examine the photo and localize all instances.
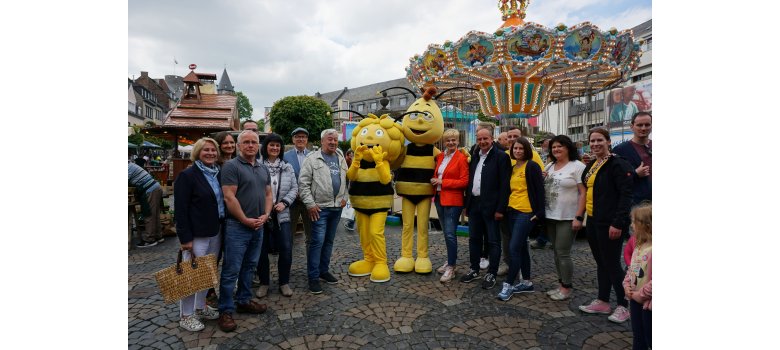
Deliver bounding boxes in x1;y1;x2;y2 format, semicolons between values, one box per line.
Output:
606;80;651;145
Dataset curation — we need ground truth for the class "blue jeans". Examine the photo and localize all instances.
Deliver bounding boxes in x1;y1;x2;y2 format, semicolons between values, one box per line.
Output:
506;209;534;285
218;219;263;313
257;221;292;285
467;197;501;275
307;208;341;281
434;196;461;266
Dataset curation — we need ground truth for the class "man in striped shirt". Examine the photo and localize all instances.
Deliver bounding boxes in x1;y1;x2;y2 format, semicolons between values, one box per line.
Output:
128;162;163;248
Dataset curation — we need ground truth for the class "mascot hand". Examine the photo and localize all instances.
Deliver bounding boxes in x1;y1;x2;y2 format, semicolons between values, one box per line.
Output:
353;145;367;165
370;145;387;165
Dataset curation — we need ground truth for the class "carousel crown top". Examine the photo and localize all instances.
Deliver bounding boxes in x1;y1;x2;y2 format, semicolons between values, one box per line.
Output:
406;0;642;119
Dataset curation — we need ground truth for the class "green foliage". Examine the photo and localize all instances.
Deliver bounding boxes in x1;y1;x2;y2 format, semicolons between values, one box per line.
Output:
236;91;254;121
269;95;332;144
128;133;144;146
476;110;497;125
128;133;172;149
338;140;351;154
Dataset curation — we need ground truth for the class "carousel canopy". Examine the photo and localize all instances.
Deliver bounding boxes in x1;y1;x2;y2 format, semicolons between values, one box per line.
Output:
406;0;642;119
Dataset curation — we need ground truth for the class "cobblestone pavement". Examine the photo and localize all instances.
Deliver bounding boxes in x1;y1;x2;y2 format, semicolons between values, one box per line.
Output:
129;220;633;349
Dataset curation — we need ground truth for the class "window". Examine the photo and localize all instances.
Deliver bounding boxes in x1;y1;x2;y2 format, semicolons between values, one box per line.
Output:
356;104;364;112
643;37;652;51
369;102;377;110
399;97;407;106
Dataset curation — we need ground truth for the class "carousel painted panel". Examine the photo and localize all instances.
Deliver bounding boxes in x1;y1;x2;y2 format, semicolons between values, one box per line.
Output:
506;29;553;61
563;26;603;61
456;36;495;68
609;33;633;65
422;47;449;77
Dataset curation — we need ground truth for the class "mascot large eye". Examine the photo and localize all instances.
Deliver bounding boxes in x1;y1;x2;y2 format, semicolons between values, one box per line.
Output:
375;129;385;137
423;112;433;121
409;113;419;120
360;128;369;135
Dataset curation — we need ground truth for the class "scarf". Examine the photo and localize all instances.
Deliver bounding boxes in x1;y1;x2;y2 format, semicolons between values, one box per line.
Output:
195;160;225;218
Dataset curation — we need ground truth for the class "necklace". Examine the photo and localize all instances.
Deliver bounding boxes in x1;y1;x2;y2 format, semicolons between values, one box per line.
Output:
265;159;281;185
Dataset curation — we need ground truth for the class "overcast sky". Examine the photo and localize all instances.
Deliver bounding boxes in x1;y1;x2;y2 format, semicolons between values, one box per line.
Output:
129;0;651;118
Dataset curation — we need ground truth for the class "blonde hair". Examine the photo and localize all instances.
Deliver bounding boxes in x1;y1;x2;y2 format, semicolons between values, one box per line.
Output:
631;202;652;247
190;137;220;162
442;128;460;140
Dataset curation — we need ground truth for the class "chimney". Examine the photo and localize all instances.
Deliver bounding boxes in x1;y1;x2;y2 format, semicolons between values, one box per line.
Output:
141;71;149;78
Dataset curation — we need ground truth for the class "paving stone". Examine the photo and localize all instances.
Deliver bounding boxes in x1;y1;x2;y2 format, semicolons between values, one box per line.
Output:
131;223;632;349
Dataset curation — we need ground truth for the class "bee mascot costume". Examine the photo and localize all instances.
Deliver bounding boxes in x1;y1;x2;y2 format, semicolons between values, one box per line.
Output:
342;112;405;282
392;86;445;274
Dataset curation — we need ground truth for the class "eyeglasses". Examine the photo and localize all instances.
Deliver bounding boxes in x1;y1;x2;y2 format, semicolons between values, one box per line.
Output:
244;128;258;132
241;140;259;145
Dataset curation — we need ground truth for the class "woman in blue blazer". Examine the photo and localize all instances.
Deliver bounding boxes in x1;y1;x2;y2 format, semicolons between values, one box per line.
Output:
174;137;225;332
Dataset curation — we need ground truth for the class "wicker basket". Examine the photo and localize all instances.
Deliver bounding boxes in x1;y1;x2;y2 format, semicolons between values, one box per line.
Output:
154;250;218;304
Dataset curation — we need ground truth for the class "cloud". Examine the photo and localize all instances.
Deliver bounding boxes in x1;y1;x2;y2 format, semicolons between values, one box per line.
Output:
129;0;651;114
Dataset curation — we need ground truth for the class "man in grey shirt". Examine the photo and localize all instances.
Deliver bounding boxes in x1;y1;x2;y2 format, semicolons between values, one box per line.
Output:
298;129;348;295
216;130;273;332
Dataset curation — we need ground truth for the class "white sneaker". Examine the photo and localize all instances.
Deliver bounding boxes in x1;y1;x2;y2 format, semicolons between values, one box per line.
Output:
546;287;561;296
196;305;220;320
440;266;455;283
179;314;205;332
436;263;448;274
479;258;489;270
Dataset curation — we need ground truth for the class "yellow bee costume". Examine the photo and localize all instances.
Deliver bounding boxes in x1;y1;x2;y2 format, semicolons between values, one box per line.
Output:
392;87;444;274
344;113;405;282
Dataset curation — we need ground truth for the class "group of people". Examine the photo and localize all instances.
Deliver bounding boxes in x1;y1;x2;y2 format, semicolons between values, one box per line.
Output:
429;113;652;349
171;120;348;333
166;113;652;349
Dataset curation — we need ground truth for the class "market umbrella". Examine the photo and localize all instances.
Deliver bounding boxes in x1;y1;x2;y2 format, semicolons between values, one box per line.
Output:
141;141;162;149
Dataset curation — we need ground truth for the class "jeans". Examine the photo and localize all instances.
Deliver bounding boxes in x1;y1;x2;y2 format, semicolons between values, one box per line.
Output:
467;197;501;275
290;199;312;244
257;221;292;285
630;299;652;349
434;196;461;266
506;209;534;285
307;208;341;281
218;219;263;314
586;219;627;307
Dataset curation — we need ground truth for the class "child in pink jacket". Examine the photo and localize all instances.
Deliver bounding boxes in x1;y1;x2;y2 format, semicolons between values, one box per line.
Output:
623;203;651;350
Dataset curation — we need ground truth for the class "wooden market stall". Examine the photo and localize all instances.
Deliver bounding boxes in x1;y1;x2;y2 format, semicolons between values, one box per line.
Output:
142;66;239;182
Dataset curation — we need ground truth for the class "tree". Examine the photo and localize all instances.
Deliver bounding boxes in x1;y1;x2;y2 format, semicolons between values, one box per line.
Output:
236;91;254;121
476;110;497;125
269;95;332;144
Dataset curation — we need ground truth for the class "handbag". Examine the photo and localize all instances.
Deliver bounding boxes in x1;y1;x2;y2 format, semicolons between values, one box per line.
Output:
154;249;218;304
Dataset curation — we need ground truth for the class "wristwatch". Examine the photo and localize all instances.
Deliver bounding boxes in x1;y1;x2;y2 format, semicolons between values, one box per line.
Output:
575;216;584;221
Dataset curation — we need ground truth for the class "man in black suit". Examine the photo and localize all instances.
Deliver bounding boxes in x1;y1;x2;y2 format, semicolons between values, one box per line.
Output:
460;127;511;290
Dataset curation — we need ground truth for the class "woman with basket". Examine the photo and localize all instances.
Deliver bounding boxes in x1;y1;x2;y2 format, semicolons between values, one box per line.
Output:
173;137;225;331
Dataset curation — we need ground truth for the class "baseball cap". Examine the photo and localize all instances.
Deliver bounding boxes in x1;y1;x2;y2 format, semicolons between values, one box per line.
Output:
291;127;309;136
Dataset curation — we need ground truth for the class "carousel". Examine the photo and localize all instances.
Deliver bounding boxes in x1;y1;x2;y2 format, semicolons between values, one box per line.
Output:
406;0;642;132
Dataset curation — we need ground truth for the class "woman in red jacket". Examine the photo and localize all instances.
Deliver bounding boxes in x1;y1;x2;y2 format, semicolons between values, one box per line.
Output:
430;129;469;283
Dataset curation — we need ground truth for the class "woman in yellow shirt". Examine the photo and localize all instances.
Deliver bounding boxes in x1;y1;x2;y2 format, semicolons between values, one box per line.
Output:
577;128;634;323
497;137;546;301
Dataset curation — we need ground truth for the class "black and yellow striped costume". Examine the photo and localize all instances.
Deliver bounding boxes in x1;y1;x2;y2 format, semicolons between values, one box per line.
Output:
395;143;436;203
349;160;394;214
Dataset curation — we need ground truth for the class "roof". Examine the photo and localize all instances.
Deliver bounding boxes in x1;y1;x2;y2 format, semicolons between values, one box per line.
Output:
160;94;238;129
631;19;652;39
183;71;201;84
315;78;416;106
218;68;234;92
